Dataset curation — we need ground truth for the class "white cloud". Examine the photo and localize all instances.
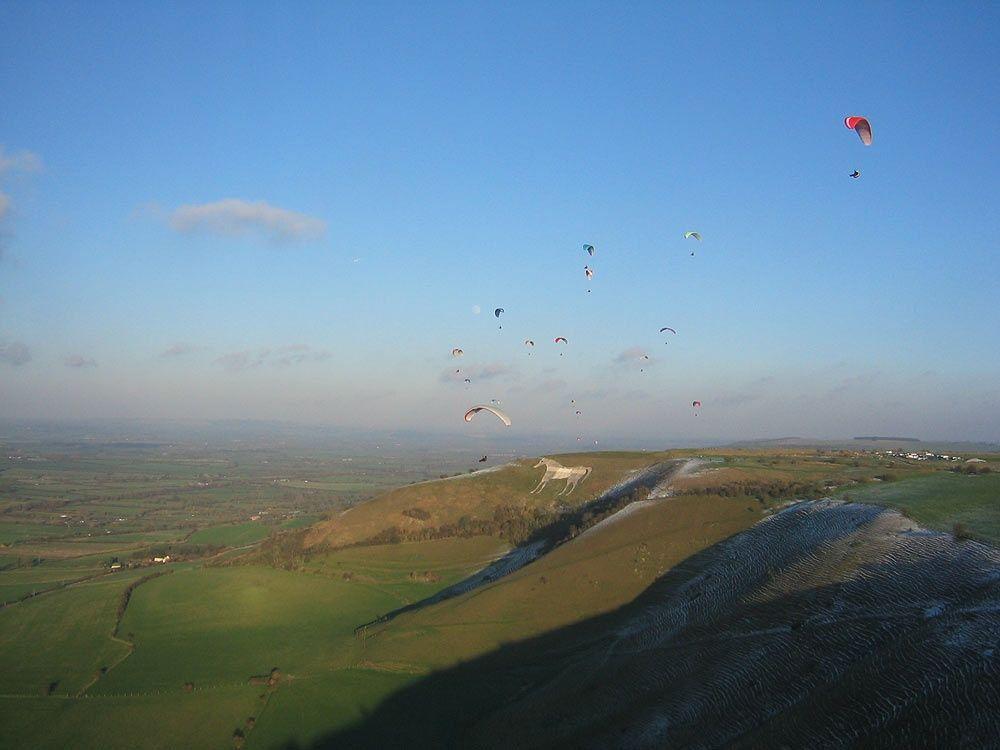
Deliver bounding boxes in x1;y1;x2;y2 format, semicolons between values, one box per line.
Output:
63;354;97;368
169;199;326;243
0;340;31;366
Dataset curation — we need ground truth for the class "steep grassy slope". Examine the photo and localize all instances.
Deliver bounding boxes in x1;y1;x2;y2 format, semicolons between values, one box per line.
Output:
305;452;673;549
324;500;1000;749
361;492;764;670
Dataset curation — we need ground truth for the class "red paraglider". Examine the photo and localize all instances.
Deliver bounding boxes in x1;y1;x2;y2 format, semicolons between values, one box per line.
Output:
844;116;873;146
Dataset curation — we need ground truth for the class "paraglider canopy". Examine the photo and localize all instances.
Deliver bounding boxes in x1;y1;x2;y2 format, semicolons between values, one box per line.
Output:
850;170;861;179
523;339;534;347
684;231;702;241
583;243;595;256
659;327;676;334
464;405;512;427
554;337;568;344
692;400;702;408
844;116;872;146
451;348;464;357
494;308;504;318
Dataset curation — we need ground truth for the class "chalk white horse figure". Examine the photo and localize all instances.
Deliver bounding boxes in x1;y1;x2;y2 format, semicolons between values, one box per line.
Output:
530;458;592;496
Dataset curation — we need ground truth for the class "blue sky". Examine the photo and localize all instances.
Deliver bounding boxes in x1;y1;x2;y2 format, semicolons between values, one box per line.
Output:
1;1;998;442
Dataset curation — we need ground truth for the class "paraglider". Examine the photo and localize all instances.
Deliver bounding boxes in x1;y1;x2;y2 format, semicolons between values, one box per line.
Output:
494;308;504;329
554;336;568;356
451;348;464;357
575;410;582;416
464;378;471;384
478;455;488;463
583;243;595;257
464;405;512;427
692;400;702;416
524;339;534;355
850;170;861;179
659;327;676;335
685;231;702;256
844;116;873;146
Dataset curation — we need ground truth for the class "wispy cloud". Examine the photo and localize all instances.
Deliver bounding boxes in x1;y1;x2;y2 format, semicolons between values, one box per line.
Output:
63;354;97;368
614;346;653;366
215;345;331;372
215;351;262;372
439;362;515;384
828;372;880;397
0;147;42;175
169;199;326;243
0;147;42;244
713;392;762;408
159;342;202;358
0;340;31;366
272;344;331;366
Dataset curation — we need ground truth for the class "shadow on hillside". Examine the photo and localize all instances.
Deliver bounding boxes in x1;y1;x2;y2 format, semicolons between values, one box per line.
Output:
276;500;999;749
355;460;686;634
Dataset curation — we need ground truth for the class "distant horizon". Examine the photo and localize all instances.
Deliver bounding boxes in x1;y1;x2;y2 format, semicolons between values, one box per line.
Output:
1;416;996;452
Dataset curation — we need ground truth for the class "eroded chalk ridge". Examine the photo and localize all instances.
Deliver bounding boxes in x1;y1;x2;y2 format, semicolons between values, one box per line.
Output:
475;499;1000;749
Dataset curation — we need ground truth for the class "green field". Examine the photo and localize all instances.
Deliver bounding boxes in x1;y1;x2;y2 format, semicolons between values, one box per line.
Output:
0;570;147;696
837;470;1000;544
1;443;997;748
187;522;271;547
0;522;71;545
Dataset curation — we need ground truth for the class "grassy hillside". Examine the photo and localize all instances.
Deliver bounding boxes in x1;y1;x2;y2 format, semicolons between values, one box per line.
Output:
360;492;764;670
836;470;1000;544
323;499;1000;749
305;452;674;549
3;448;997;749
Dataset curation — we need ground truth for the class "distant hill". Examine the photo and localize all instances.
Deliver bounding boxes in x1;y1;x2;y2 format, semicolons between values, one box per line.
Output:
853;435;921;442
730;436;1000;453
